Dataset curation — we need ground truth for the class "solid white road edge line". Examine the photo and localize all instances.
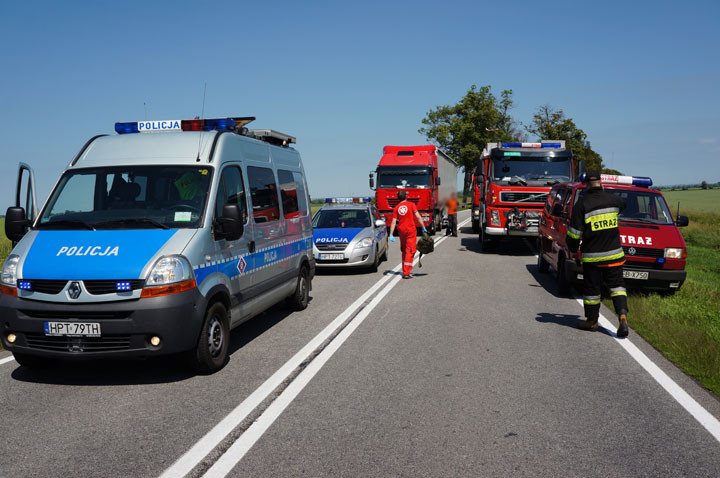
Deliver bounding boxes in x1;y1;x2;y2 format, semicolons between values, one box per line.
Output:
573;296;720;443
201;224;465;477
0;355;15;366
159;215;469;477
529;241;720;442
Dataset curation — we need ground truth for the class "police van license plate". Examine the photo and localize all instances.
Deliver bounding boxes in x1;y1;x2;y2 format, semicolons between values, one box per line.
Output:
320;253;344;260
44;322;101;337
623;271;649;280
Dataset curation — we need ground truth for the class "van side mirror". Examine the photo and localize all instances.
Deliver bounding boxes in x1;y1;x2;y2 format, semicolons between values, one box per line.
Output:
5;206;29;242
436;177;441;185
578;160;586;178
215;204;243;241
369;174;375;190
676;215;689;227
551;203;563;217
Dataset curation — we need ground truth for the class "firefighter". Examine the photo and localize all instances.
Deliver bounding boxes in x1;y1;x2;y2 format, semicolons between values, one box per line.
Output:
445;192;459;237
388;190;427;279
566;170;629;337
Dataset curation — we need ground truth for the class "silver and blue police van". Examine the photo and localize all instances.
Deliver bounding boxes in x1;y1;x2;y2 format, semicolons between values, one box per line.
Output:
1;116;314;373
312;198;388;272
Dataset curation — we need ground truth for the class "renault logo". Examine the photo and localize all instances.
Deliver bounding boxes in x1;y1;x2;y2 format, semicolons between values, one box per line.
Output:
628;247;637;256
67;281;82;300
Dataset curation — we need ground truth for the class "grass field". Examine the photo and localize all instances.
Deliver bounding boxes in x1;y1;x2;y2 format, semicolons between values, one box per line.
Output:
604;189;720;394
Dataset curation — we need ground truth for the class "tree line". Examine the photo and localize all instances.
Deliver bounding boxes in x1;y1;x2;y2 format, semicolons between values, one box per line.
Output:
418;85;620;199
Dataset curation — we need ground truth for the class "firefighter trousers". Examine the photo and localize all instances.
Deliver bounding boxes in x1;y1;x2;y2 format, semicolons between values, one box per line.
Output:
582;263;628;320
399;230;417;276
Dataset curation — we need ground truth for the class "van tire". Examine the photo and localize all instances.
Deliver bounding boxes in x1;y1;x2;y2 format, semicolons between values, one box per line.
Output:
189;302;229;374
537;239;550;273
13;352;50;369
287;266;310;311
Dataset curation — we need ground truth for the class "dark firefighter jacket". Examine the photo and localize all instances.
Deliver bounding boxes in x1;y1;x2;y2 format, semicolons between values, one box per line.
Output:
567;186;626;266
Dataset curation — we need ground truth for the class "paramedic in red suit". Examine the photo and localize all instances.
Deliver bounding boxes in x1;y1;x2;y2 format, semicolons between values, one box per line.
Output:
388;190;427;279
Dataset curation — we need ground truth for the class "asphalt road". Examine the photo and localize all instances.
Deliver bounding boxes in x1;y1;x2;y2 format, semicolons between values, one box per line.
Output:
2;209;720;477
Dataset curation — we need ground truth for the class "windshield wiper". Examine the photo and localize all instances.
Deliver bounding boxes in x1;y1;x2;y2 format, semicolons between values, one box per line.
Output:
507;176;527;186
531;176;560;185
94;218;169;229
620;217;656;224
36;219;95;230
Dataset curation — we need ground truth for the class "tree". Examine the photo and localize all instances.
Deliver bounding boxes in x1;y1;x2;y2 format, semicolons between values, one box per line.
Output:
525;105;616;175
701;180;709;190
419;85;521;200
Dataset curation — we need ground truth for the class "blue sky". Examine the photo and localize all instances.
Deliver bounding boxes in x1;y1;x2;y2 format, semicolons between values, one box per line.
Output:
1;0;718;207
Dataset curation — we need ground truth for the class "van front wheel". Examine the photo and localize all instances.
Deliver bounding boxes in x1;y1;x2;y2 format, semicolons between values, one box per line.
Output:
189;302;229;374
287;266;310;311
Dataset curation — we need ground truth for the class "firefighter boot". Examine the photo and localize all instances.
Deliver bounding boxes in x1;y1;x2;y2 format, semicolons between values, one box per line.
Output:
617;314;629;338
577;317;599;331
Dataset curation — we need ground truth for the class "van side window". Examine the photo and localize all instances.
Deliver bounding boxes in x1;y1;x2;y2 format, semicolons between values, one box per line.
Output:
561;189;573;216
292;171;309;216
215;166;248;224
278;170;300;219
247;166;280;223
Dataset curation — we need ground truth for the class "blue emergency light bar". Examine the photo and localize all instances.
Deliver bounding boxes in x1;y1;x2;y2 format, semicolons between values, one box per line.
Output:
325;197;373;204
114;118;237;135
501;142;562;148
579;174;653;188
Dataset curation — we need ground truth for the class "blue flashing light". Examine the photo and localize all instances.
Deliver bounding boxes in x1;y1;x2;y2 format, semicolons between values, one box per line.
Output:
325;198;333;203
657;258;666;264
541;143;562;148
501;142;522;148
632;177;653;187
116;281;131;292
115;122;139;134
203;118;236;131
18;280;32;290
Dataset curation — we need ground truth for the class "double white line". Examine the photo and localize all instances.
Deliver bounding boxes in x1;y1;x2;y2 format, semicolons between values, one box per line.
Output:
161;217;471;478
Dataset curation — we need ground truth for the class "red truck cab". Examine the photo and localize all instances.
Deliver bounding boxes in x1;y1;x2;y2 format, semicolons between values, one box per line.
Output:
537;175;689;294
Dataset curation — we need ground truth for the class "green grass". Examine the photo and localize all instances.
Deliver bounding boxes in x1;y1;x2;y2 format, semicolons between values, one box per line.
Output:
604;208;720;394
661;188;720;213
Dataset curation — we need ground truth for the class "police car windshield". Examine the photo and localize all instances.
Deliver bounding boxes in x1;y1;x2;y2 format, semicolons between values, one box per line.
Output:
574;188;674;225
37;166;213;229
312;209;371;228
376;167;432;188
491;157;572;185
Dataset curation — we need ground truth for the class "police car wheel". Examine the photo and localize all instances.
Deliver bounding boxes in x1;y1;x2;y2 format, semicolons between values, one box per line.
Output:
190;302;229;374
287;266;310;311
13;352;51;369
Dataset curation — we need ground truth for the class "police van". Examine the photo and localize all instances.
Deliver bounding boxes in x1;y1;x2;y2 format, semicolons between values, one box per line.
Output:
312;198;389;272
1;116;315;373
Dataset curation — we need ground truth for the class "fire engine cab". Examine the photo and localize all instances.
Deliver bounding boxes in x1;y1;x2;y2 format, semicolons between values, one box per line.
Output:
537;174;690;294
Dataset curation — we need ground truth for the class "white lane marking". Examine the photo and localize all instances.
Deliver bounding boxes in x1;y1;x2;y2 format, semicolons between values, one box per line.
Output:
0;355;15;366
202;227;464;477
160;215;469;478
574;297;720;443
529;240;720;442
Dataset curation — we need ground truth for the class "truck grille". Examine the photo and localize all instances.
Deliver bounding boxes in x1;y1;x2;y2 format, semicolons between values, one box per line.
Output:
623;246;664;258
500;192;548;204
316;243;348;251
386;198;420;208
24;333;132;352
19;279;143;295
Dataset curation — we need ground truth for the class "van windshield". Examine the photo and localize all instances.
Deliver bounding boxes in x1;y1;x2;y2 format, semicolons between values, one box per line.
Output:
37;166;213;229
574;188;674;225
313;209;371;228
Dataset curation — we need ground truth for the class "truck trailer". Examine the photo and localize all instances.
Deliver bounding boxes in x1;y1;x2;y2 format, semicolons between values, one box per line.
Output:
370;145;458;235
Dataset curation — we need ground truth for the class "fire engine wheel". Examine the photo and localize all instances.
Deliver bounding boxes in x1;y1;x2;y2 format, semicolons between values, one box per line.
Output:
556;256;572;296
479;226;497;252
472;219;480;234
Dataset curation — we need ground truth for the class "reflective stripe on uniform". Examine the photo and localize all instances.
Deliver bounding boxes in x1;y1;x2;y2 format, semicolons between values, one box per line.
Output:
584;207;620;220
583;295;601;305
581;247;625;263
567;226;583;240
610;286;627;297
403;262;413;266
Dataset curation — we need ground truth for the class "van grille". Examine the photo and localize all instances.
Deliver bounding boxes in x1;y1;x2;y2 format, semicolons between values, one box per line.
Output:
19;309;132;320
21;280;68;294
625;261;663;270
500;192;548;204
24;333;132;352
623;246;664;258
84;280;144;295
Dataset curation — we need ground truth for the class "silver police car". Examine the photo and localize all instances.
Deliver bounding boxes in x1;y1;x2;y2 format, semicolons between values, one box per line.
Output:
312;202;389;271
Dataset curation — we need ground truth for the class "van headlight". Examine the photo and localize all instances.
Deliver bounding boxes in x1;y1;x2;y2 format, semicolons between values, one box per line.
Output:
664;248;684;259
1;255;19;286
145;255;193;286
356;237;374;249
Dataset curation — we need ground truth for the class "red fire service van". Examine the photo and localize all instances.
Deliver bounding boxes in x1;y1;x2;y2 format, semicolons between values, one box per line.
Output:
537;174;689;295
370;145;458;235
473;141;583;250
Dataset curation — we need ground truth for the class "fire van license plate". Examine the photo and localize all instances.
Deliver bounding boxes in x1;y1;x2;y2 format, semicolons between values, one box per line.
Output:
320;253;344;260
623;271;649;280
44;322;101;337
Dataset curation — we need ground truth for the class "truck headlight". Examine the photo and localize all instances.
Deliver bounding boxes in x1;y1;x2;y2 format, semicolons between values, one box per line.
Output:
145;255;193;286
664;247;684;259
356;238;374;249
490;210;501;226
1;255;19;286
